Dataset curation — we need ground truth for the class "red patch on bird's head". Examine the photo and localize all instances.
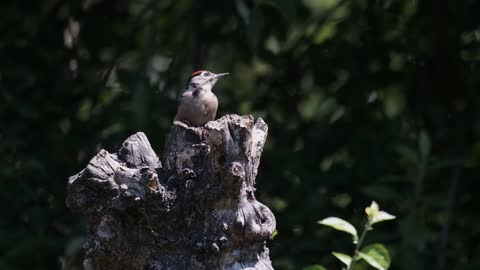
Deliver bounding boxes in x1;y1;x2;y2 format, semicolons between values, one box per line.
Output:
191;70;209;77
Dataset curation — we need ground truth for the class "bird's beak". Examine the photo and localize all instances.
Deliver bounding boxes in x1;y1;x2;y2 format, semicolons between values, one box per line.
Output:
214;73;229;79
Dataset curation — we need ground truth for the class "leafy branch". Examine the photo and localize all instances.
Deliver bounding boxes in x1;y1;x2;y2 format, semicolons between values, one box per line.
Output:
310;201;395;270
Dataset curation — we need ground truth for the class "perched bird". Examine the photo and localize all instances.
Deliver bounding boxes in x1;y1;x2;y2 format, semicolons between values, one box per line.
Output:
174;70;228;126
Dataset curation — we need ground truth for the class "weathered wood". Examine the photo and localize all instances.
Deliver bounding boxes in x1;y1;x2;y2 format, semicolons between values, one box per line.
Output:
66;114;275;270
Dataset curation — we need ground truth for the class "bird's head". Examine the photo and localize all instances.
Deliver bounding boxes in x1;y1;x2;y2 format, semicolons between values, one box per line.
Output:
186;70;229;92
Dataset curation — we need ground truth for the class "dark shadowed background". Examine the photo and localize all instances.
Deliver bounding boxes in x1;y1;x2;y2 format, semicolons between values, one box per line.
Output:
1;0;479;269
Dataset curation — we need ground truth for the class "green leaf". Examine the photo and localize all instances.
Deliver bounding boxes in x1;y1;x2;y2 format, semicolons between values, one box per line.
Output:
371;210;396;225
365;201;396;225
357;244;391;270
303;265;327;270
76;99;93;122
271;229;279;239
383;86;405;118
365;201;379;218
332;252;352;267
419;131;431;159
318;217;358;242
313;23;337;44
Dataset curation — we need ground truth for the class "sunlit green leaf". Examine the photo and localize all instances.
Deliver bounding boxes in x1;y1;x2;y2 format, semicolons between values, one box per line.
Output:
313;23;337;44
332;252;352;267
271;229;279;239
265;35;281;54
357;244;391;270
371;210;396;224
366;201;396;225
318;217;358;242
365;201;379;218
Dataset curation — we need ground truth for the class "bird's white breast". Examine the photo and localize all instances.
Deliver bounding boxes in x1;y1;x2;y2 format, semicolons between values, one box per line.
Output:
175;89;218;126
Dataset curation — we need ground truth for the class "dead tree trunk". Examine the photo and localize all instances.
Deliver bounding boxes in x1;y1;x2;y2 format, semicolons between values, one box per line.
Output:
66;114;276;270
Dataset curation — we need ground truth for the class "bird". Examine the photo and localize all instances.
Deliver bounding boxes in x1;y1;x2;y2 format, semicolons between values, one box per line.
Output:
174;70;228;126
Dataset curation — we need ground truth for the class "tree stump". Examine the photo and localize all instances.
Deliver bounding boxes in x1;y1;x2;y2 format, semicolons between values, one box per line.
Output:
66;114;276;270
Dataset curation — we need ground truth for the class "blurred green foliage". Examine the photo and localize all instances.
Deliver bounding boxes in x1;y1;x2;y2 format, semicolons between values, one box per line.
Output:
1;0;479;269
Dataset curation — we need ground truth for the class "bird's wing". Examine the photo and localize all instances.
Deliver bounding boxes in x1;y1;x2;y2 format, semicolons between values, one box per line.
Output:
177;90;192;103
174;91;193;121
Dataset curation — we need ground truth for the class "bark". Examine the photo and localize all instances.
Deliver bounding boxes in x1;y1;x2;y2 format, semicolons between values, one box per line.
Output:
66;114;276;270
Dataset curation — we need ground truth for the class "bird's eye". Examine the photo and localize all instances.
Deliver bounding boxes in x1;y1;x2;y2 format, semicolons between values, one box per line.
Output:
202;72;209;76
